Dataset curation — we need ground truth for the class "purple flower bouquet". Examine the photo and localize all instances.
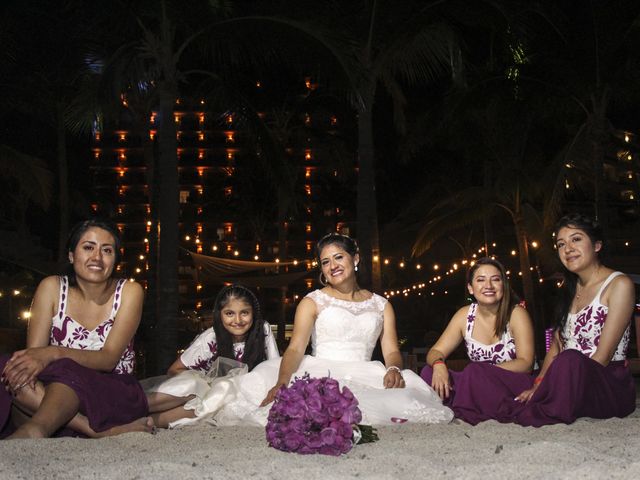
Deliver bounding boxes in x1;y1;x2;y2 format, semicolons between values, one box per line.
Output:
266;374;378;455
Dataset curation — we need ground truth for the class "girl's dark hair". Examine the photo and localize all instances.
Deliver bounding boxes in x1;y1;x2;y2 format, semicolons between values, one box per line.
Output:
315;233;359;285
65;218;122;286
212;284;266;371
553;213;605;333
466;257;519;337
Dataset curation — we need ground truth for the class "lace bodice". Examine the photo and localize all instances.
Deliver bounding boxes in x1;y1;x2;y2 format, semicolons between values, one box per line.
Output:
464;303;517;364
561;272;630;360
307;290;387;362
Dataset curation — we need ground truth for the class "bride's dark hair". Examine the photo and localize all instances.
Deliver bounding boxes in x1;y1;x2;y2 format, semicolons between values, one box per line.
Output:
315;233;359;285
553;213;605;335
315;233;359;259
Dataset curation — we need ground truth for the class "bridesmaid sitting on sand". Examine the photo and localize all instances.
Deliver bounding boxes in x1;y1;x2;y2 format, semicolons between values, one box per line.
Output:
0;219;151;438
420;257;535;424
501;213;636;426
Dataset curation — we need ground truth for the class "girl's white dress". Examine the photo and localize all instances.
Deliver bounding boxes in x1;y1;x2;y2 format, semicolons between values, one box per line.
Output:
142;322;280;428
186;290;453;426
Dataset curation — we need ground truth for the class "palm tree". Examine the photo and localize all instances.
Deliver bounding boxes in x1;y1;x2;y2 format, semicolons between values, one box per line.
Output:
522;0;640;225
241;0;457;291
407;98;566;356
1;1;105;261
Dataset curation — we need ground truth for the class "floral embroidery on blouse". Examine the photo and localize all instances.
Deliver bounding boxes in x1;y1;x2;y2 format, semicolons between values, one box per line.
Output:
50;276;135;374
180;323;277;372
464;303;517;364
561;272;630;360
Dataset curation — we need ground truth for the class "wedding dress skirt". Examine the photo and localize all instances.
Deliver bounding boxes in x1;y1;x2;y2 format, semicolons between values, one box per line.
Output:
169;290;453;427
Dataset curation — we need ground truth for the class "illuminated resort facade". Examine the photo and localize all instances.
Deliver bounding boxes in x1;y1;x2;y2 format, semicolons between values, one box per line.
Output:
88;82;356;325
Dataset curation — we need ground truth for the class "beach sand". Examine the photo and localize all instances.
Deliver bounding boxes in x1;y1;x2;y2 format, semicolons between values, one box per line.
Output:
1;405;639;480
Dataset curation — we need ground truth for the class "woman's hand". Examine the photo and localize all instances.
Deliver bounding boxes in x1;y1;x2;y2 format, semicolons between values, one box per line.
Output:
260;382;286;406
431;363;451;399
514;384;538;403
383;368;405;389
1;347;55;393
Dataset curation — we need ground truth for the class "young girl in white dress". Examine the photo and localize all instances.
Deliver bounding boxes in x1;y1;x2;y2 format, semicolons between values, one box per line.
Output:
189;234;453;426
144;284;279;428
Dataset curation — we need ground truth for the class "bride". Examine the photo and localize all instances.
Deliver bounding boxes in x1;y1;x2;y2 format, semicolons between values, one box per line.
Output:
187;233;453;426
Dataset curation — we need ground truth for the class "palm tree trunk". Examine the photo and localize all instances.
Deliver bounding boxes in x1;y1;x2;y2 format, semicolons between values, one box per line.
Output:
56;102;69;262
356;86;382;292
513;213;542;356
277;186;288;345
589;90;610;226
153;86;179;374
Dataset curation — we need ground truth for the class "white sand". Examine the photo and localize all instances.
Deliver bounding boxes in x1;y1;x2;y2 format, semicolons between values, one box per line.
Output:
1;408;639;479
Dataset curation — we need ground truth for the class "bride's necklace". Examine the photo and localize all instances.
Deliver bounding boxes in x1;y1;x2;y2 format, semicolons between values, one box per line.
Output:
575;265;601;300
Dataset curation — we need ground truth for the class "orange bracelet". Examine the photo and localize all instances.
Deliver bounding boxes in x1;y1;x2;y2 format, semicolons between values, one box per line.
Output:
533;376;544;385
432;360;445;367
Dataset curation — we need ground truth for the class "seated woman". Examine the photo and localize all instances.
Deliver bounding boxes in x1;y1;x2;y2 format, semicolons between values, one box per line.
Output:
420;257;535;424
192;233;453;426
0;219;151;439
144;284;279;428
500;213;636;426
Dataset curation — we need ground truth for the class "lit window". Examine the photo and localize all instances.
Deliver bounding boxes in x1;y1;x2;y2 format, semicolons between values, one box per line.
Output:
226;132;235;143
179;190;189;204
224;186;233;197
198;132;205;141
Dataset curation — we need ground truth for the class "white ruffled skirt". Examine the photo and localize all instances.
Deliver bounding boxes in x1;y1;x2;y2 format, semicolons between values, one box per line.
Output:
146;356;453;427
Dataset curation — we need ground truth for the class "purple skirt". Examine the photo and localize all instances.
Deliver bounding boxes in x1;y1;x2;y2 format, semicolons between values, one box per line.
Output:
1;354;148;438
495;349;636;427
420;361;534;425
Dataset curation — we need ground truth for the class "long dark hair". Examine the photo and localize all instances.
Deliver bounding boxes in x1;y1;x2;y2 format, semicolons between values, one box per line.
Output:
466;257;519;337
65;218;122;286
315;233;359;285
553;213;605;333
212;284;266;371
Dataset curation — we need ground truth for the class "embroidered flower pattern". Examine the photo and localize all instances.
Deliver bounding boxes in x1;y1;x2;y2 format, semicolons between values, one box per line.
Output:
464;303;516;364
49;277;134;374
563;303;630;360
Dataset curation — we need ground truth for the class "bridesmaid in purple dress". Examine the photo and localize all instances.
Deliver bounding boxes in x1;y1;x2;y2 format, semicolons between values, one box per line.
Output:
420;257;535;424
0;219;151;438
501;214;636;426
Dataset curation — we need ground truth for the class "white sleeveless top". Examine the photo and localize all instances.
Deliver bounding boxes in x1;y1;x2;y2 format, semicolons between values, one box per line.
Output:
561;272;630;361
50;276;135;374
464;303;517;364
307;290;387;362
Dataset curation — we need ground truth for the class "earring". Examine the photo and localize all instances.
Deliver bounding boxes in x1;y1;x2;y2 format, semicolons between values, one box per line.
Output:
354;263;358;272
319;273;328;286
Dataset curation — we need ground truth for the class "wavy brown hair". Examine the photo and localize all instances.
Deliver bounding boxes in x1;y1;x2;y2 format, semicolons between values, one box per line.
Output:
466;257;519;337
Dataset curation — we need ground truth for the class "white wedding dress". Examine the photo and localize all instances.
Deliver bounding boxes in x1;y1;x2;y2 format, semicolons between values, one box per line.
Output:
181;290;453;426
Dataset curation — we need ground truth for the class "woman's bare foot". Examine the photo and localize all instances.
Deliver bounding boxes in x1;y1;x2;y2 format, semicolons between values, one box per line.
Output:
7;422;47;439
94;417;156;438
